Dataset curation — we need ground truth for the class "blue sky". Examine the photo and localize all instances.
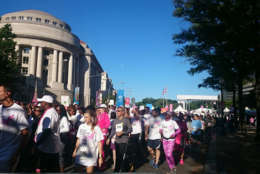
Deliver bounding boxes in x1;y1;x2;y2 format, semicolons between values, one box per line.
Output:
1;0;219;101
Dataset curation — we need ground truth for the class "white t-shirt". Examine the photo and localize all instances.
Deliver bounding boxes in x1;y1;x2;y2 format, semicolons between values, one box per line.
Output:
144;113;151;120
131;118;142;135
75;124;103;167
0;103;29;163
34;107;61;154
145;116;162;140
59;116;70;133
160;119;179;139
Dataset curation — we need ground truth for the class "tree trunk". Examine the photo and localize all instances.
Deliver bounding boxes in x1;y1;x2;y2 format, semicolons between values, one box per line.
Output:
255;69;260;141
232;85;237;118
238;78;245;131
221;84;224;117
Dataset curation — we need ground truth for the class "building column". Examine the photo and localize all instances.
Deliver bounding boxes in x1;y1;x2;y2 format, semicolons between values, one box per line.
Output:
84;55;91;106
58;51;63;83
67;54;73;90
36;47;43;79
52;49;58;84
29;46;37;75
15;44;20;64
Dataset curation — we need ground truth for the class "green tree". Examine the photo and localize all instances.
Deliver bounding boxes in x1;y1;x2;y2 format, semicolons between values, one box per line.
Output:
172;0;259;138
0;24;23;95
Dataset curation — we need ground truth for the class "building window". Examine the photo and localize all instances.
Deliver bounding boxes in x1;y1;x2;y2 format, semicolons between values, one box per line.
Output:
11;16;16;20
26;16;32;21
18;16;24;20
59;24;64;28
21;67;28;75
5;17;9;21
53;21;57;25
43;59;49;66
23;48;30;54
22;56;29;64
36;18;41;22
45;19;50;24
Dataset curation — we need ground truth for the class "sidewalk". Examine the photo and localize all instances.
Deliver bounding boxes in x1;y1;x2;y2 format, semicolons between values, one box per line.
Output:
204;126;259;174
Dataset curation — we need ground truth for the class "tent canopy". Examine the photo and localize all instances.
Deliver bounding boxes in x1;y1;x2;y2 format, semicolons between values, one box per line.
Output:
174;105;187;113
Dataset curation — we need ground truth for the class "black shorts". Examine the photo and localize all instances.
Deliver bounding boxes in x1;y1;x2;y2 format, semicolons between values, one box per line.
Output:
147;139;161;149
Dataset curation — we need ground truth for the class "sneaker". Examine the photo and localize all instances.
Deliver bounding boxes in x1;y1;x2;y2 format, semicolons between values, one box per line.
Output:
172;168;177;174
153;163;159;169
180;159;184;165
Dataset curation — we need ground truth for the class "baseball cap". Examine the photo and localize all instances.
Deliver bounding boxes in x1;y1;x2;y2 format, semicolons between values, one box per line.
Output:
37;95;54;104
97;104;107;108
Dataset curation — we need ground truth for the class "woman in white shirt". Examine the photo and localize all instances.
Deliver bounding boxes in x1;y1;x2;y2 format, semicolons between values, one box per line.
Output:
72;109;103;173
160;112;180;174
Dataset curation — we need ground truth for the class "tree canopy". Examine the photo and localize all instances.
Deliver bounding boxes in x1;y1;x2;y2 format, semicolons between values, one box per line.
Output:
172;0;260;138
0;24;23;92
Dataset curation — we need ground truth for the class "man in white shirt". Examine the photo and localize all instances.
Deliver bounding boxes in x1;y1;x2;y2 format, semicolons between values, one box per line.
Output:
34;95;61;172
0;84;29;172
145;109;162;169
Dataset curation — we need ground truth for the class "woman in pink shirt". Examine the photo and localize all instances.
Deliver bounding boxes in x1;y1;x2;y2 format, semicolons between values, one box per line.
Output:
96;104;110;170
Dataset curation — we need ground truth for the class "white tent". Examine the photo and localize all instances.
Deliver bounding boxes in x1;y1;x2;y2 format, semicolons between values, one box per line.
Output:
174;105;187;113
224;107;230;113
192;107;214;115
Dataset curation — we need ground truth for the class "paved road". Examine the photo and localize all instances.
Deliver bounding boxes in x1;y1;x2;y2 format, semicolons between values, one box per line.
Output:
65;144;206;174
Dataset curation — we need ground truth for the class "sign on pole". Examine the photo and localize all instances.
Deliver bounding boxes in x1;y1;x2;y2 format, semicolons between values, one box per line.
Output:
61;95;71;107
116;89;124;107
125;97;130;107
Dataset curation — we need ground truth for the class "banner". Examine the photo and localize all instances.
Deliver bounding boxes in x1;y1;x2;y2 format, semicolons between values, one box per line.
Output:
116;89;124;107
73;87;80;104
125;97;130;107
131;97;135;105
169;104;173;112
165;105;169;111
146;104;153;110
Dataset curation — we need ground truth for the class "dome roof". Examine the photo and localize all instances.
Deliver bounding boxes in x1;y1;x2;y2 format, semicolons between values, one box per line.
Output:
16;10;56;18
1;9;71;32
3;9;59;20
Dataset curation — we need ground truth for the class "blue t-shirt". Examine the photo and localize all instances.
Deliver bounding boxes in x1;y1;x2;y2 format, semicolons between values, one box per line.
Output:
191;120;202;134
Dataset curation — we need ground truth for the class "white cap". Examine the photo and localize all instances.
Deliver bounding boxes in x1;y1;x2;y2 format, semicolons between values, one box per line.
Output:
37;95;54;104
98;104;107;108
139;105;145;111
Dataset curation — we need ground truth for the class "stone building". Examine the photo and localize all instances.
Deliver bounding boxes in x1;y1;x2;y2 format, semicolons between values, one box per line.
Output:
0;10;113;106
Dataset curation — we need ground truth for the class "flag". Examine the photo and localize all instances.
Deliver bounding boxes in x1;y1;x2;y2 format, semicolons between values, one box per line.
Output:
162;87;168;95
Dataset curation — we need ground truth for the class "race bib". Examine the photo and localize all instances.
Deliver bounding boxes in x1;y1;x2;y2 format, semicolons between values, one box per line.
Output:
80;129;88;137
116;123;123;132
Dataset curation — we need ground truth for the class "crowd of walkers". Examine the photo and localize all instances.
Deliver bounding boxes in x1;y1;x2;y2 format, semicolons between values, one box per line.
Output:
0;83;240;174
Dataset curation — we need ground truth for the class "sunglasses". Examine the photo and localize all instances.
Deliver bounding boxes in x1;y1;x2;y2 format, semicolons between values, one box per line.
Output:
116;110;123;112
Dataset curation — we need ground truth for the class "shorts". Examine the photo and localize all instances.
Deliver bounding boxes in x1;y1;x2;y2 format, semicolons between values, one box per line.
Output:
147;139;161;149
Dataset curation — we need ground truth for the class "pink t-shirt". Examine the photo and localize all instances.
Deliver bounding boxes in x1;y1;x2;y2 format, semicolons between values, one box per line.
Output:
97;112;110;135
